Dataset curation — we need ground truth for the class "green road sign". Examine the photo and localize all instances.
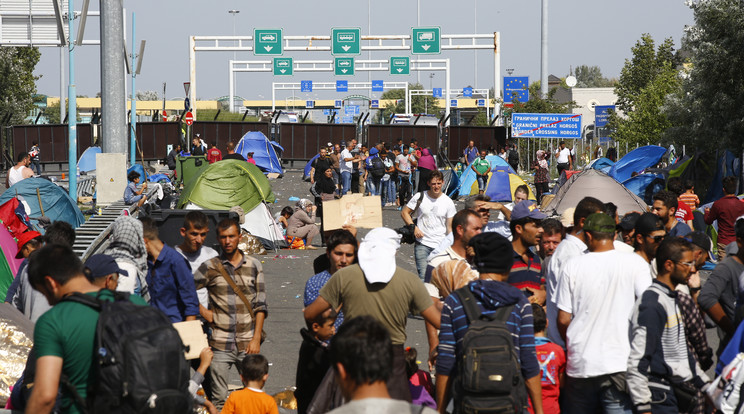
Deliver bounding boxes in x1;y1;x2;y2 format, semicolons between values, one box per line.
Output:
332;27;361;55
411;27;441;54
334;57;355;76
273;57;293;75
390;56;410;75
254;29;282;55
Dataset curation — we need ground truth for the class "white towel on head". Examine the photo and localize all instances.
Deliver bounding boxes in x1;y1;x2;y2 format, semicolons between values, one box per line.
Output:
358;227;401;284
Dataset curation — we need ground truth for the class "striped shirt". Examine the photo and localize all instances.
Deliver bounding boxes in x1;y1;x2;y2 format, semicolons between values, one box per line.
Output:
508;248;544;295
436;279;539;380
194;254;267;351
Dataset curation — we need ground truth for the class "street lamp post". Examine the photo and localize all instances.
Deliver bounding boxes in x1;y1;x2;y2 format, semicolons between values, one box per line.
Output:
427;73;435;114
228;9;239;111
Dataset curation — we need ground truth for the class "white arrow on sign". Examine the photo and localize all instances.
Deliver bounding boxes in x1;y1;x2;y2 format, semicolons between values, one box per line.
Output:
397;68;403;73
264;46;273;52
421;44;430;51
342;45;351;52
341;69;348;73
280;69;286;73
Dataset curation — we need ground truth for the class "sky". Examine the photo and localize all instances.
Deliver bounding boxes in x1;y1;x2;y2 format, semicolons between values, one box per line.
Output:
32;0;695;102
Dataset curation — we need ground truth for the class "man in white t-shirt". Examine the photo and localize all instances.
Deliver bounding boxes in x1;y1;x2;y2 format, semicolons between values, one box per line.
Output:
394;147;412;206
175;211;219;310
338;141;358;195
555;141;572;177
401;170;457;281
556;213;643;412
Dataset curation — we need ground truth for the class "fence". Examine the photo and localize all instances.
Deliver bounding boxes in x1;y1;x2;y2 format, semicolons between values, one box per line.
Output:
9;124;96;168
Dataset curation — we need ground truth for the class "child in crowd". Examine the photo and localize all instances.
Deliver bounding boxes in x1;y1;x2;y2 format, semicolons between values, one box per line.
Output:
529;303;565;414
189;347;218;414
405;347;436;409
295;308;337;414
679;180;700;211
124;171;147;207
221;354;279;414
277;206;293;235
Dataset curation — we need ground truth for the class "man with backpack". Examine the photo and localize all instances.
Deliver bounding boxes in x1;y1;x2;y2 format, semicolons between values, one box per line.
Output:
507;144;520;173
27;244;192;414
364;147;386;197
436;232;543;414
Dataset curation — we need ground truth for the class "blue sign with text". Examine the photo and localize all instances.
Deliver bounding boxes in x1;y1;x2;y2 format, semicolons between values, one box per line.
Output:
342;115;355;123
595;105;615;128
477;99;486;107
433;88;443;98
370;99;379;109
372;80;384;92
504;76;529;103
511;113;582;139
300;80;313;92
463;87;473;97
335;100;343;108
306;100;314;109
345;105;359;115
450;99;458;107
336;80;348;92
323;109;331;116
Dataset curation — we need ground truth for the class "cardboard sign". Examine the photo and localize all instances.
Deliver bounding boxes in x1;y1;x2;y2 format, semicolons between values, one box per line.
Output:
173;320;209;360
322;194;383;230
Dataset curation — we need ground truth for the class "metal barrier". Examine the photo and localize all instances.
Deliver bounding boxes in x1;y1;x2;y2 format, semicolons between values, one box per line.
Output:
278;123;357;160
447;126;507;160
10;124;95;167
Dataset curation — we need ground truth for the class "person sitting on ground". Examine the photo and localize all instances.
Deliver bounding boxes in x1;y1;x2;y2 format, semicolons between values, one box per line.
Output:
295;308;338;414
405;346;436;409
221;354;279;414
327;316;438;414
287;199;320;250
124;171;148;207
223;141;246;161
277;206;293;235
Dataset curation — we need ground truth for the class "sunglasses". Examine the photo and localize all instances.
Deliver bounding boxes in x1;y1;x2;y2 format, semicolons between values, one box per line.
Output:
645;234;665;243
675;261;695;270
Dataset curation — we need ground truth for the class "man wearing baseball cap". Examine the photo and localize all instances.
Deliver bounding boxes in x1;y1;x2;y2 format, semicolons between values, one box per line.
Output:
555;213;650;411
617;212;641;247
509;201;547;305
83;254;129;291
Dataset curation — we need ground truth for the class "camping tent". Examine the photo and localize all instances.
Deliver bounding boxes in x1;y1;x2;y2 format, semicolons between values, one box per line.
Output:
0;178;85;229
588;157;614;173
450;155;514;198
234;131;284;175
484;167;537;202
77;146;101;173
0;225;23;298
177;160;284;247
622;173;666;206
544;169;648;216
608;145;667;183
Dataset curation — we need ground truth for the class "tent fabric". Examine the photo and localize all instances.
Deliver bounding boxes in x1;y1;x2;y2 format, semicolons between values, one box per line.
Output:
704;151;741;204
235;131;284;175
544;169;648;217
177;159;276;213
450;155;514;198
608;145;667;183
127;164;146;180
241;202;285;247
0;225;23;299
622;173;666;206
77;146;101;173
483;168;536;202
0;178;85;229
588;157;615;173
303;154;320;181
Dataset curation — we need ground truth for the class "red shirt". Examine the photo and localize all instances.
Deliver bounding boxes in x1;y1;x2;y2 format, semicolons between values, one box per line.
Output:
207;148;222;164
705;195;744;245
529;338;565;414
676;200;693;222
247;157;256;165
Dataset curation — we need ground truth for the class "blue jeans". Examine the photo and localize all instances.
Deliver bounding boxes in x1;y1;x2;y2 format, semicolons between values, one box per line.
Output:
414;242;434;281
366;176;380;197
383;179;396;204
341;171;352;195
476;175;487;191
562;375;633;414
31;160;41;175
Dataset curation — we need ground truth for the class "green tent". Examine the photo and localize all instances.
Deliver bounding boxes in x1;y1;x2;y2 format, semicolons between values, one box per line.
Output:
178;160;276;211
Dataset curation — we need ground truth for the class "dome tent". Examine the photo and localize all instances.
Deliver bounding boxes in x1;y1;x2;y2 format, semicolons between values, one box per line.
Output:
234;131;284;175
544;169;648;217
0;178;85;229
450;155;514;198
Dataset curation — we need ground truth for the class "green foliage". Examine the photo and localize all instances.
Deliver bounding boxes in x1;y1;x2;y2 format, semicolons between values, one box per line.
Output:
44;101;82;124
196;110;258;122
664;0;744;153
0;47;41;125
510;81;574;114
468;110;489;126
379;83;439;123
573;65;616;88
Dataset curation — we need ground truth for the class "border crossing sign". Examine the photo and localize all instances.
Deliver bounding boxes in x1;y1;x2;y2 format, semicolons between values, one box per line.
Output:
511;113;582;139
595;105;615;127
504;76;529;103
254;29;282;55
336;80;348;92
300;80;313;92
372;80;384;92
332;28;361;55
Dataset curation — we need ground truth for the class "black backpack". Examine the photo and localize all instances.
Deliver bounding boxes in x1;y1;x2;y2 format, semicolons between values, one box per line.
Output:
369;156;386;179
508;149;520;164
62;290;193;414
453;287;527;414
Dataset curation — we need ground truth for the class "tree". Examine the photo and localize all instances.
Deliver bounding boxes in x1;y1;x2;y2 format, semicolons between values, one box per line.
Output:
0;47;41;125
379;83;439;123
664;0;744;153
614;34;677;114
573;65;616;88
510;81;574;114
44;99;83;124
135;90;159;101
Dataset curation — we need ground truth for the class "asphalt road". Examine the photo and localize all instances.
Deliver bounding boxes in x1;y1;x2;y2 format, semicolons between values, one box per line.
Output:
230;169;436;404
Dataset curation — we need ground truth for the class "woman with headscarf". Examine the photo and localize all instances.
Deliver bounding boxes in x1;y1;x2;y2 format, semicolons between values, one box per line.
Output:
416;148;437;192
311;167;338;242
287;198;321;249
104;216;150;301
533;149;550;204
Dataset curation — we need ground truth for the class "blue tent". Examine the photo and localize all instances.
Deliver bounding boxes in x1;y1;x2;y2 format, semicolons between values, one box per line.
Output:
450;155;514;198
127;164;146;180
0;178;85;230
704;151;740;204
77;146;101;173
608;145;667;183
235;131;284;175
622;173;666;205
484;167;537;202
589;157;615;173
303;154;321;181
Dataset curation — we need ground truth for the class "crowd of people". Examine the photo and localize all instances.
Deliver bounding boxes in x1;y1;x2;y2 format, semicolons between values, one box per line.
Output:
7;132;744;414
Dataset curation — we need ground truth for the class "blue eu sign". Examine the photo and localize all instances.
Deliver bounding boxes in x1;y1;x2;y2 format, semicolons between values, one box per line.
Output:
504;76;529;103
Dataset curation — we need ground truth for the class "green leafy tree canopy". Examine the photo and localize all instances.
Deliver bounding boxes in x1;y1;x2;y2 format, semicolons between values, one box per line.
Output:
0;47;41;125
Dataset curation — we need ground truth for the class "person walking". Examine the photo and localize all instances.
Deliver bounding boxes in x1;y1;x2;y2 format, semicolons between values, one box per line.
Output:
533;150;549;203
462;140;478;166
555;141;572;177
471;150;491;195
29;142;41;175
